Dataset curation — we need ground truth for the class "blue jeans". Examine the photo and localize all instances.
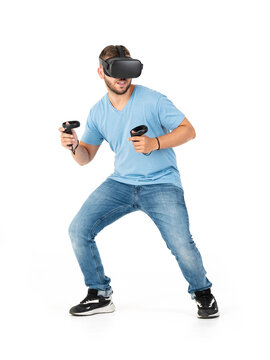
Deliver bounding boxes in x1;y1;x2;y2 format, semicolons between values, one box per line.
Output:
68;178;212;300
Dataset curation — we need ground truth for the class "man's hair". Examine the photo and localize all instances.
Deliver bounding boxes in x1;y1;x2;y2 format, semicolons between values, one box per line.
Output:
99;45;131;61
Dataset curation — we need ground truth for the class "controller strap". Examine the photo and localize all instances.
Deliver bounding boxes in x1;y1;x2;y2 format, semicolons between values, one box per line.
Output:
71;140;79;155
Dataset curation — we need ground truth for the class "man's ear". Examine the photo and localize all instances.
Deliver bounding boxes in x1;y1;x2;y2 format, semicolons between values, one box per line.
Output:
97;66;105;79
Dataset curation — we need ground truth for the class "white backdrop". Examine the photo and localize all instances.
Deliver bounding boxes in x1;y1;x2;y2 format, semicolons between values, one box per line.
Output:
1;0;269;359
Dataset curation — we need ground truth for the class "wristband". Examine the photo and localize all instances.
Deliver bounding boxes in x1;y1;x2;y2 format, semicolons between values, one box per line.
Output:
155;137;160;150
71;140;79;155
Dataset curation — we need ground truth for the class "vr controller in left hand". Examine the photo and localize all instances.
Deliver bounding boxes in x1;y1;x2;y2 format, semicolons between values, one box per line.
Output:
129;125;153;156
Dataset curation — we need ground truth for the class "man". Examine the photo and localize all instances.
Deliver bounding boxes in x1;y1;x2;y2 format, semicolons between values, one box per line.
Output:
59;45;219;319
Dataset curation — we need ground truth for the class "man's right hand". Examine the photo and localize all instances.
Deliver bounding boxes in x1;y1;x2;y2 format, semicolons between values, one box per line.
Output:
58;122;79;150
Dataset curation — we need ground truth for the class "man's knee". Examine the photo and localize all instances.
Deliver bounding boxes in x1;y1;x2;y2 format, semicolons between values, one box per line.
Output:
68;218;77;239
68;216;93;246
68;208;109;247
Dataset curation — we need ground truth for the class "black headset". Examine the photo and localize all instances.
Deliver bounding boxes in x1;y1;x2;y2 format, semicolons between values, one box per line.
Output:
99;45;143;78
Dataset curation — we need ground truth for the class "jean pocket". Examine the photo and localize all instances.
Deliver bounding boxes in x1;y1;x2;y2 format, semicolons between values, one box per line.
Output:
162;183;183;192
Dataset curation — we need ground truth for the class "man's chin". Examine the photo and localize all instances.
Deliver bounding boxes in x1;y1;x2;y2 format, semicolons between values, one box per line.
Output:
105;80;131;95
115;82;131;94
114;87;130;95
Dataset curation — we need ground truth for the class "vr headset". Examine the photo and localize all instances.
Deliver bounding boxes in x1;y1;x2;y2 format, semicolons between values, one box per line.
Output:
99;45;143;78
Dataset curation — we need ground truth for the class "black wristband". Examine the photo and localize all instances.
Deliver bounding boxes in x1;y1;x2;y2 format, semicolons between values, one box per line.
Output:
71;140;79;155
155;137;160;150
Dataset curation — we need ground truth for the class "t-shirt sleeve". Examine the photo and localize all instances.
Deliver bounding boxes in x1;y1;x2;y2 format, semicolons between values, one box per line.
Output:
80;109;104;145
157;95;186;130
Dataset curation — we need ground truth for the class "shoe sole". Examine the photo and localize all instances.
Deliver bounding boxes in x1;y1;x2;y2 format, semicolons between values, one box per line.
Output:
70;302;116;316
197;311;220;319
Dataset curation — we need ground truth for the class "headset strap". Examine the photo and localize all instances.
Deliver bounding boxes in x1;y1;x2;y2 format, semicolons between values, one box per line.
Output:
115;45;126;57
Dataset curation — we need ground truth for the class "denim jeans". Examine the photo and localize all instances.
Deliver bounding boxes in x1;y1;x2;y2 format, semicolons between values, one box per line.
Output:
68;178;213;300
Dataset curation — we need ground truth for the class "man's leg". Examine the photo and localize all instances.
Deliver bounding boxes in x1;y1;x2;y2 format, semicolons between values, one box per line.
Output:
137;183;212;298
68;178;137;296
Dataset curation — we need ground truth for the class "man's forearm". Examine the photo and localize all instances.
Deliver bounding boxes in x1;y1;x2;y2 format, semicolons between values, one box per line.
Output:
153;125;196;150
71;143;91;165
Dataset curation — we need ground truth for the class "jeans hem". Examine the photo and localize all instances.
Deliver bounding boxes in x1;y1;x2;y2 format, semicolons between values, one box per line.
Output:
97;289;113;297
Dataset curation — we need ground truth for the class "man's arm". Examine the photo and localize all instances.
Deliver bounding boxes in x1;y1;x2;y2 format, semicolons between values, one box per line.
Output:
153;117;196;150
71;141;101;166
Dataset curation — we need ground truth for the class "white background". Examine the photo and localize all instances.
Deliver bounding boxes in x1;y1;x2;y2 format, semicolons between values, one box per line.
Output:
1;0;269;359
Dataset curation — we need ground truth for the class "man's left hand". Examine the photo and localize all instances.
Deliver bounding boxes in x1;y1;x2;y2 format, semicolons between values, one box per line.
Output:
128;132;157;153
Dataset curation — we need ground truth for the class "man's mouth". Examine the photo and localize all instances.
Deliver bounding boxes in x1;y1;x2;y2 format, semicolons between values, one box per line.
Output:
116;81;127;86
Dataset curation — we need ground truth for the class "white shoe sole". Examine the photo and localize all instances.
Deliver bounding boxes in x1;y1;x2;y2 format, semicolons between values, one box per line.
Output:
71;302;116;316
197;311;220;318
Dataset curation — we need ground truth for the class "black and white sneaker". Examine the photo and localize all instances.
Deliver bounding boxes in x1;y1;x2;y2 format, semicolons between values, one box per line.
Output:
193;288;220;319
69;288;115;316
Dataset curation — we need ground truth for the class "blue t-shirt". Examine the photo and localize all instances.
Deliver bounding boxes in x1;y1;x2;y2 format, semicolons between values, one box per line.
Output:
80;84;186;189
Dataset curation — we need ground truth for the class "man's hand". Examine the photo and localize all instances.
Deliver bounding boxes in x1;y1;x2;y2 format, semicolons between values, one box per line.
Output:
128;130;158;153
58;122;79;150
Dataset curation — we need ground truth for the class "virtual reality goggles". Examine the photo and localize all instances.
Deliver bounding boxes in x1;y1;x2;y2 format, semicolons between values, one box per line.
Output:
99;45;143;78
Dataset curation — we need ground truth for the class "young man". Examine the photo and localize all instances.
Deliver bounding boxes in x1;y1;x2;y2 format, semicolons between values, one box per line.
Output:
59;45;219;319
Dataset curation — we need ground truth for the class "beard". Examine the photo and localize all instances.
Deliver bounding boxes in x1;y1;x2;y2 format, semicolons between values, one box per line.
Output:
104;77;132;95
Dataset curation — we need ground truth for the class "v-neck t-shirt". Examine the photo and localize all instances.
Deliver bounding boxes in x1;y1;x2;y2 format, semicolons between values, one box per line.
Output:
80;84;186;189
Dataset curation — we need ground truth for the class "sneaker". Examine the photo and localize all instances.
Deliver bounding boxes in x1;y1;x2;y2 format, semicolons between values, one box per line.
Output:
193;288;220;319
69;288;115;316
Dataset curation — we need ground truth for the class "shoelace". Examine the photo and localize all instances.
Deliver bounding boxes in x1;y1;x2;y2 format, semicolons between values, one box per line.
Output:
80;295;99;304
196;293;214;307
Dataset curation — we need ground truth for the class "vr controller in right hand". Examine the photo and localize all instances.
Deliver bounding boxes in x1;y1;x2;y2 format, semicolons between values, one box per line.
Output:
59;121;80;150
